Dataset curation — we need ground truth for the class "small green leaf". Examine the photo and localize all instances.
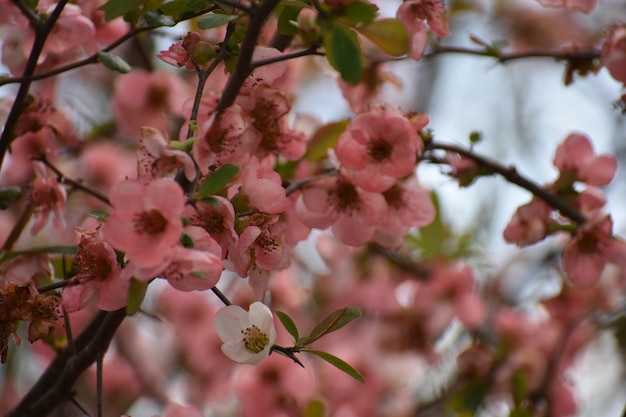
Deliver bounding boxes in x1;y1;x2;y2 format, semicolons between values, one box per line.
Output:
87;209;110;221
97;52;131;74
323;24;363;85
342;1;378;25
303;349;364;382
98;0;143;21
197;13;239;29
126;278;148;316
198;164;239;197
511;370;528;407
304;119;350;161
0;187;21;210
191;271;208;280
277;4;303;36
300;307;361;345
276;311;299;341
160;0;213;20
356;19;409;57
143;10;176;27
509;407;533;417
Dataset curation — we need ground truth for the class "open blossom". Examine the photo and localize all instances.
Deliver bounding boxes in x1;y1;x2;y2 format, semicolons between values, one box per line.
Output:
214;302;276;365
30;161;67;235
563;215;626;287
61;229;127;312
397;0;449;61
137;127;196;182
103;179;185;268
184;196;237;257
335;106;425;192
296;175;387;246
602;24;626;85
553;132;617;186
503;197;553;246
230;155;291;214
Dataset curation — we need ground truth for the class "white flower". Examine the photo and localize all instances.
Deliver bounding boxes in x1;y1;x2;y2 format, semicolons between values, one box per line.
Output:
214;301;277;365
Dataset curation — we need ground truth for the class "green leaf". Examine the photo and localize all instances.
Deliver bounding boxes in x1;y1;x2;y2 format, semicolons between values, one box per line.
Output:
342;1;378;25
87;209;110;221
198;164;239;197
143;10;176;26
197;13;239;29
97;52;131;74
509;407;533;417
276;311;299;341
356;19;409;57
99;0;143;21
511;370;528;407
126;278;148;316
303;349;364;382
304;399;326;417
323;24;363;85
0;187;21;210
300;307;361;345
160;0;213;20
304;119;349;161
277;4;303;36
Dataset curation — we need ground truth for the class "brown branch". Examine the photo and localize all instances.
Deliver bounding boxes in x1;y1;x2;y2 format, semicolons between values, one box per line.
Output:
214;0;282;114
7;309;127;417
425;141;587;224
424;45;601;64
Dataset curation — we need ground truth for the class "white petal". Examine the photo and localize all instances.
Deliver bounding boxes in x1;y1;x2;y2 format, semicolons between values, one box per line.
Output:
214;305;249;343
248;302;273;331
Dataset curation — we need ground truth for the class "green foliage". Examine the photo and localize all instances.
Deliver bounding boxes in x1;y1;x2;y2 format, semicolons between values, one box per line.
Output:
198;164;239;198
356;19;409;57
276;0;310;36
299;307;361;345
323;24;363;85
126;278;148;316
0;187;21;210
304;119;350;161
405;192;478;260
277;311;300;342
99;0;144;22
159;0;214;21
341;1;378;25
97;52;131;74
143;10;176;27
511;370;529;407
302;349;364;382
446;379;489;414
87;209;110;221
197;13;239;29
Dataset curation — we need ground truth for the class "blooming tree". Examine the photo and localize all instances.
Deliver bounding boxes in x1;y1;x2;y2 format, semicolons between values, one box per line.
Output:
0;0;625;416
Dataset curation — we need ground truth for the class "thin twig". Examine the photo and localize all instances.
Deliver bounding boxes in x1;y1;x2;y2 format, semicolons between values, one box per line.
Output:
426;141;586;224
425;45;601;64
211;286;232;306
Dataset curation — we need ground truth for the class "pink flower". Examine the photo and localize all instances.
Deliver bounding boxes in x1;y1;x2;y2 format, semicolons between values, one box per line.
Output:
184;196;237;257
152;403;204;417
192;105;256;174
113;70;189;136
39;4;96;56
30;161;67;235
503;198;553;246
335;107;423;192
230;156;291;214
397;0;450;61
374;179;435;246
602;24;626;85
536;0;597;13
553;132;617;186
296;176;387;246
104;179;185;268
563;215;626;287
61;229;127;312
338;63;401;113
157;31;216;71
137;127;196;182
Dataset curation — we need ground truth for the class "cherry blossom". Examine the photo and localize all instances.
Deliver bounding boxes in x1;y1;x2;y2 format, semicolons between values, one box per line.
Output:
230;155;291;214
296;175;387;246
563;215;626;287
103;179;185;268
214;302;276;365
61;229;126;312
553;132;617;186
137;127;196;182
536;0;597;13
30;161;67;235
503;197;553;246
335;106;424;192
396;0;450;61
602;24;626;85
184;196;237;257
